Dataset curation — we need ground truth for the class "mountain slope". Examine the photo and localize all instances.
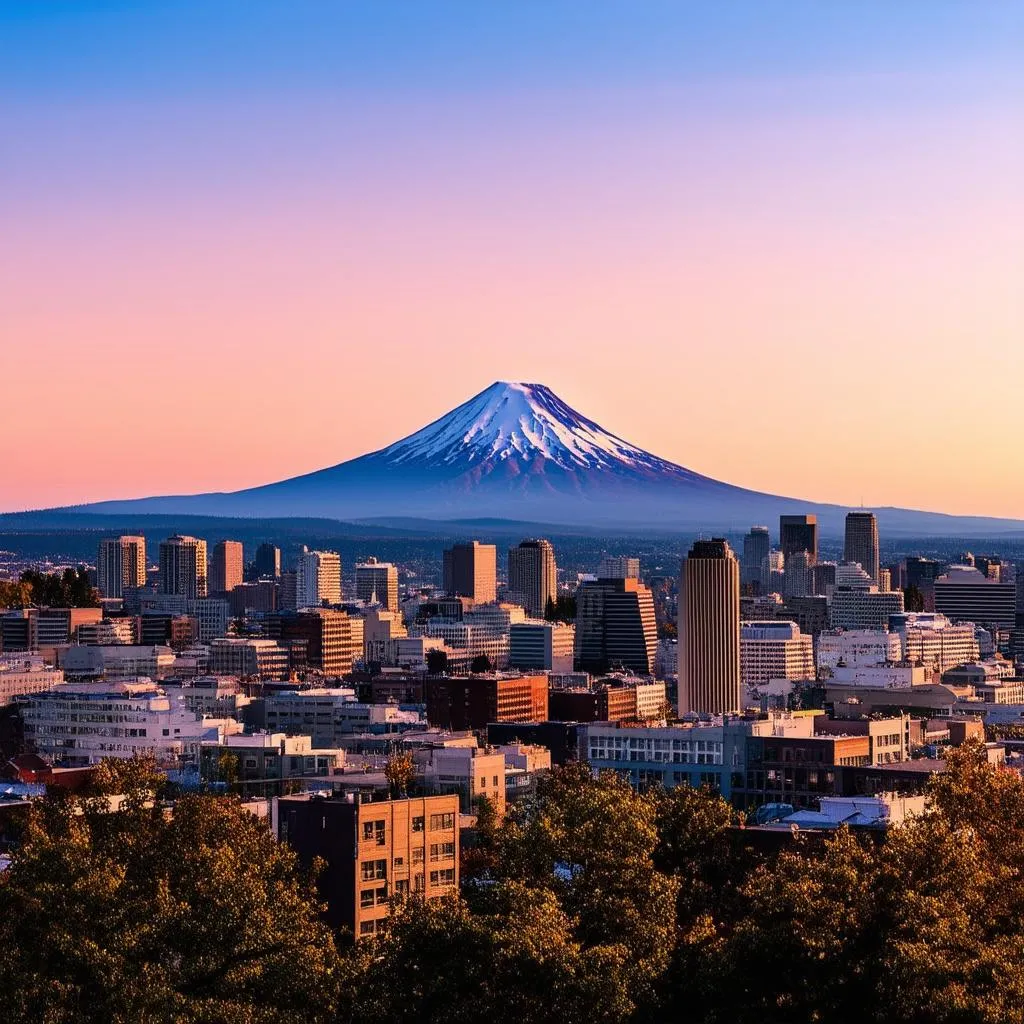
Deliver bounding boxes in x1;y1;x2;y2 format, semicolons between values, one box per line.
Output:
41;382;1024;535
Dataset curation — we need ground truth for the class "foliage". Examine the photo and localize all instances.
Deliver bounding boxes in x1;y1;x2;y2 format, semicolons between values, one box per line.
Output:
0;567;100;609
544;594;577;623
425;648;448;675
903;584;926;613
384;753;416;798
0;774;342;1023
470;654;493;673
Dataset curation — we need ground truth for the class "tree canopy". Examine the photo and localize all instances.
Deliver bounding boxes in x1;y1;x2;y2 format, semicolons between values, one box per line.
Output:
0;567;99;609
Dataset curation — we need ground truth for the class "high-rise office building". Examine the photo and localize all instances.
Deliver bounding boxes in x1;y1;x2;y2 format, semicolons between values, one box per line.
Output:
783;550;813;598
844;511;880;585
355;558;400;612
254;542;281;579
507;539;557;617
158;536;208;599
678;539;741;715
210;540;244;595
574;577;658;676
96;536;147;599
741;527;770;590
268;608;363;676
597;556;640;580
295;547;342;609
442;542;497;603
933;566;1015;630
779;514;818;566
739;621;815;689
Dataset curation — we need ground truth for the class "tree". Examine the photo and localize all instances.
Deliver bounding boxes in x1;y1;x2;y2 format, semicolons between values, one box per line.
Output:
494;762;678;1010
470;654;493;674
15;566;100;608
903;584;925;613
0;778;342;1023
384;752;416;798
425;649;448;675
348;885;636;1024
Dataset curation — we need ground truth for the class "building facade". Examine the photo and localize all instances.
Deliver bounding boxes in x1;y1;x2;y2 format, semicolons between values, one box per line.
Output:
507;539;558;617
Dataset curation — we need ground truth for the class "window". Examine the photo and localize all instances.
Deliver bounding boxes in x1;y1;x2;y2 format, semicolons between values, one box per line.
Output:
412;816;424;833
360;888;376;909
430;868;456;887
413;873;425;892
394;879;409;896
394;856;404;867
362;819;386;845
360;859;387;882
412;848;424;865
429;812;455;831
359;920;376;936
429;841;455;862
493;776;499;787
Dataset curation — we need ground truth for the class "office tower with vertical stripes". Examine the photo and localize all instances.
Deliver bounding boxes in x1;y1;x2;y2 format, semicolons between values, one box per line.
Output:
679;539;741;715
844;511;880;584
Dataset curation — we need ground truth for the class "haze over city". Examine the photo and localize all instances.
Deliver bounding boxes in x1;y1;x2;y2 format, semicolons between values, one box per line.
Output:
3;2;1022;515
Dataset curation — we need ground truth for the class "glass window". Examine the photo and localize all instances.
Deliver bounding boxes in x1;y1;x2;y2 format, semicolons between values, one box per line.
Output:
412;816;424;832
429;812;455;831
360;859;387;881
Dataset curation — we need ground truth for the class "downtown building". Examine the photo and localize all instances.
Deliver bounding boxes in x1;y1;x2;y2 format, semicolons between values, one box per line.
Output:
574;576;658;676
933;566;1016;631
295;547;343;608
96;535;147;599
739;621;815;689
158;536;208;599
210;540;244;595
442;541;497;603
844;511;880;584
509;620;575;672
355;558;400;612
678;539;741;715
507;539;558;617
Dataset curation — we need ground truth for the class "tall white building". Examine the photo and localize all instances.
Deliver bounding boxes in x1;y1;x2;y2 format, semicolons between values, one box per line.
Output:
355;558;400;612
97;536;147;599
739;621;815;689
296;547;342;609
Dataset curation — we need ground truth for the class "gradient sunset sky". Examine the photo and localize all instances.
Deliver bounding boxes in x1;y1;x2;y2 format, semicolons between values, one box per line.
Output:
2;2;1022;516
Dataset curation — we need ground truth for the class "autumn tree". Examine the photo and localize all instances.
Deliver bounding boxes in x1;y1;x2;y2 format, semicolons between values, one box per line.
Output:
0;776;342;1023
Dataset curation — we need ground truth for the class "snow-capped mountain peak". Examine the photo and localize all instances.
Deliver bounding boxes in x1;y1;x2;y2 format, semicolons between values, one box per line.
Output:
380;381;680;474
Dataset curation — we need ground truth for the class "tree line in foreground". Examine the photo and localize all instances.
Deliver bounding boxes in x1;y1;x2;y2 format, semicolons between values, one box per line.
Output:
1;743;1022;1024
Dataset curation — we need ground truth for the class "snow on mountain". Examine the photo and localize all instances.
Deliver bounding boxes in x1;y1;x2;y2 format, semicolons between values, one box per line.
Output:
380;381;700;480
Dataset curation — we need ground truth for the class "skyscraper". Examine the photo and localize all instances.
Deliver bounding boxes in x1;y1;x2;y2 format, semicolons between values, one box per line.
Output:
254;542;281;579
443;541;497;603
844;511;880;584
96;536;146;599
507;539;557;617
210;540;244;594
741;526;770;590
779;514;818;566
678;539;741;715
355;557;400;612
574;576;658;675
158;536;208;599
295;547;342;609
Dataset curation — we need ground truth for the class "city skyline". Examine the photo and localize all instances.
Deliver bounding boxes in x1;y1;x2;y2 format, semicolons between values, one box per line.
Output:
2;2;1021;516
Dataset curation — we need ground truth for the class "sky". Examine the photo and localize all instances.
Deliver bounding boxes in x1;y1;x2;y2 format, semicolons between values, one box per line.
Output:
2;1;1022;516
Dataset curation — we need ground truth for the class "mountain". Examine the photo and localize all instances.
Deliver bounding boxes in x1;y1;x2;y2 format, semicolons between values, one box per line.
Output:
29;382;1024;536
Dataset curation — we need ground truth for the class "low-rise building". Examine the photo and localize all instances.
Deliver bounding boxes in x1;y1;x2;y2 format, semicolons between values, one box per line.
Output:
0;654;64;707
60;644;176;681
208;638;289;680
740;621;815;688
199;732;343;795
21;679;226;766
425;673;548;731
278;792;460;938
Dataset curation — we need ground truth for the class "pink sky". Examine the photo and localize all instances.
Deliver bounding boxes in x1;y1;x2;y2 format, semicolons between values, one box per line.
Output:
2;73;1022;517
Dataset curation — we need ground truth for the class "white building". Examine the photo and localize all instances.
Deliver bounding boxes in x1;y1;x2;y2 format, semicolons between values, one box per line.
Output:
21;679;232;766
0;654;64;707
187;598;231;643
830;587;904;630
740;621;815;688
76;618;138;646
829;662;929;689
892;613;980;673
817;629;903;672
295;547;342;609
